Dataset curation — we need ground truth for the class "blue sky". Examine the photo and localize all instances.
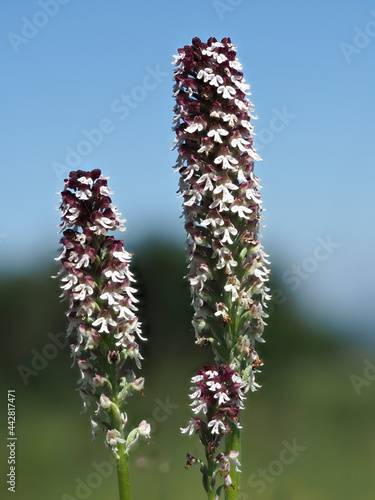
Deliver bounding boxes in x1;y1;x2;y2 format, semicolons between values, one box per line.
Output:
1;0;374;341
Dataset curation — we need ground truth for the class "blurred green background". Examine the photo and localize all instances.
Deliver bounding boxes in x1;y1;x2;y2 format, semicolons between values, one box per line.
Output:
1;241;374;500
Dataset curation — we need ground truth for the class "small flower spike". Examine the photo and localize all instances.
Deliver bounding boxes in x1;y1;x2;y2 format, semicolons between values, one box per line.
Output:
181;364;245;441
181;364;245;493
55;169;149;457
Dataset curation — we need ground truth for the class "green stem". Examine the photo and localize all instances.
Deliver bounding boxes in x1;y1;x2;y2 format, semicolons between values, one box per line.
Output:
208;488;216;500
207;455;216;500
225;425;241;500
116;440;131;500
109;401;131;500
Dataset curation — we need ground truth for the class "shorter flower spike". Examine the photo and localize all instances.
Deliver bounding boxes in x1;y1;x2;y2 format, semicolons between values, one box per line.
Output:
182;364;245;441
181;364;245;493
55;169;149;456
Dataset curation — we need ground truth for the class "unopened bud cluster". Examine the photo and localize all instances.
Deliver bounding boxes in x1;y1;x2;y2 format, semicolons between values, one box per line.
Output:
55;169;149;458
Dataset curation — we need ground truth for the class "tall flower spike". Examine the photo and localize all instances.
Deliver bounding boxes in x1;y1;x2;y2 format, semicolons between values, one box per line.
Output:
173;38;271;499
55;169;149;498
173;36;270;384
